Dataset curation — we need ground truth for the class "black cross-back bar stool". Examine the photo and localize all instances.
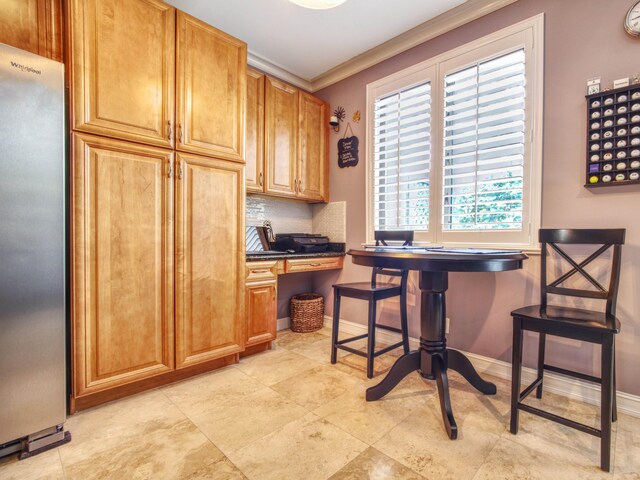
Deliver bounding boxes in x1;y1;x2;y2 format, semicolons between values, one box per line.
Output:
510;228;625;472
330;230;412;378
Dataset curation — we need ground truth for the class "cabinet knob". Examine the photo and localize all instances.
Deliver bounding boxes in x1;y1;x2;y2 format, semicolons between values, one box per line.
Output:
168;160;172;178
167;121;172;141
259;172;263;187
178;123;183;143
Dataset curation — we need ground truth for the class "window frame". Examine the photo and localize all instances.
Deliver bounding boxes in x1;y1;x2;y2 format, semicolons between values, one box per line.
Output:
365;14;544;251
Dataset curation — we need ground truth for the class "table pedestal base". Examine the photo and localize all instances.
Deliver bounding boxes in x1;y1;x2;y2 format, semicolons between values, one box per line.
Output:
365;271;496;440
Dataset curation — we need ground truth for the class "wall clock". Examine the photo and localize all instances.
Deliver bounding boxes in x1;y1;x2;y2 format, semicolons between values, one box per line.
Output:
625;1;640;36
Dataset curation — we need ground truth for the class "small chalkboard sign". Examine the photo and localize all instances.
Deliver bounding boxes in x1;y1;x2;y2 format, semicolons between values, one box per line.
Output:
338;136;359;168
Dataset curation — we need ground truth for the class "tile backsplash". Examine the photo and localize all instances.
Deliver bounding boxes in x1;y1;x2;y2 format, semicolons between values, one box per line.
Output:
313;201;346;243
246;195;346;242
246;195;313;233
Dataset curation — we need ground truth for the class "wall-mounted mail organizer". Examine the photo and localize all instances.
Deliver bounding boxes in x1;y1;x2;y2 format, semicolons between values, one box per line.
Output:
586;85;640;187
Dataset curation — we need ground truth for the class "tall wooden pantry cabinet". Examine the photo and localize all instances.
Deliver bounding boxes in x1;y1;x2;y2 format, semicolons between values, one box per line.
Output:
68;0;246;411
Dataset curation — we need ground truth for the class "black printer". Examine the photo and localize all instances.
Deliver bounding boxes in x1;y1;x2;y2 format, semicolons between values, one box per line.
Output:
272;233;330;253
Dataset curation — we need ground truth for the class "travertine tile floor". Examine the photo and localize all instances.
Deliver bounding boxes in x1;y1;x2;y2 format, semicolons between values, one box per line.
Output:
1;326;638;479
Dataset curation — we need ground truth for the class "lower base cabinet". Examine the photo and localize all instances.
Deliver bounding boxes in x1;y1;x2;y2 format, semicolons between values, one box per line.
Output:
71;134;245;411
175;153;245;368
72;134;175;400
245;261;278;347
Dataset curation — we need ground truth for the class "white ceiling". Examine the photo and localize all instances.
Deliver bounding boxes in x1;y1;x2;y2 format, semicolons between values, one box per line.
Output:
166;0;467;81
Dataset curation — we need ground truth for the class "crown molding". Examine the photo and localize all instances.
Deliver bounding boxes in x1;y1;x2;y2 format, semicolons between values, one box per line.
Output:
248;0;518;92
248;52;313;92
309;0;519;92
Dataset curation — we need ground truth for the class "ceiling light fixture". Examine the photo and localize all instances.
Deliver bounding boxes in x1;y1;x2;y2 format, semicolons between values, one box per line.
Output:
288;0;347;10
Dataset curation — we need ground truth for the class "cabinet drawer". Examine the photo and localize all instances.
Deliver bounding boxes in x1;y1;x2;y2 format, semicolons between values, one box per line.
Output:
285;256;343;273
246;260;280;282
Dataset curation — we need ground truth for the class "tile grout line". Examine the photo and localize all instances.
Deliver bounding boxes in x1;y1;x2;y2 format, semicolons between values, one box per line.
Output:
279;330;431;447
240;335;380;478
468;432;504;480
57;447;68;480
155;386;237;474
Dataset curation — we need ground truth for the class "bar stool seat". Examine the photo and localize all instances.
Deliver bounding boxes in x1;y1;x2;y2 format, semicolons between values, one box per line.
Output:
331;282;402;301
511;305;620;333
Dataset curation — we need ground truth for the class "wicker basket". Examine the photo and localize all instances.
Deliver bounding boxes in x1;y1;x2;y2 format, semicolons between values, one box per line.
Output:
290;293;324;333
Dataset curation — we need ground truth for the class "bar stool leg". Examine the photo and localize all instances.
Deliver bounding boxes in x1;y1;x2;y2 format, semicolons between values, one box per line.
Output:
367;299;377;379
601;335;614;472
536;332;546;399
400;284;410;354
330;289;341;364
613;339;617;423
510;317;523;435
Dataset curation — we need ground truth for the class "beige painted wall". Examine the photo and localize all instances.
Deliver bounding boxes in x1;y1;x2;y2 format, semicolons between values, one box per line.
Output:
313;0;640;396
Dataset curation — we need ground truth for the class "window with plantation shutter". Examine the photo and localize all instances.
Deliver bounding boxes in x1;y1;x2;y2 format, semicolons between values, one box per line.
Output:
373;82;432;231
367;16;543;249
442;49;525;231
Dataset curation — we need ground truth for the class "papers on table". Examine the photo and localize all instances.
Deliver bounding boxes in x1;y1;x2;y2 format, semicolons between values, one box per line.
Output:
362;246;521;255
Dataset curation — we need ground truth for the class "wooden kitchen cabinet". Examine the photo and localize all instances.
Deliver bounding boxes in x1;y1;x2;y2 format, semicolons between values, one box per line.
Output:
175;153;245;369
68;0;248;411
176;12;247;162
245;261;278;347
0;0;63;62
298;91;329;202
285;256;344;273
246;282;277;346
246;68;265;193
72;133;175;398
259;76;329;202
265;76;299;197
69;0;176;148
69;3;247;159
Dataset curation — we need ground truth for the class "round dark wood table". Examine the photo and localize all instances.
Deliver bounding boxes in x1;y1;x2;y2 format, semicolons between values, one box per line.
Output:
348;247;528;440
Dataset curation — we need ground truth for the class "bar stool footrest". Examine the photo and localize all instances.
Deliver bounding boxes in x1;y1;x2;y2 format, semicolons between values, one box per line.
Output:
543;364;601;384
373;341;405;357
519;377;543;401
517;403;601;437
336;333;368;345
335;345;368;357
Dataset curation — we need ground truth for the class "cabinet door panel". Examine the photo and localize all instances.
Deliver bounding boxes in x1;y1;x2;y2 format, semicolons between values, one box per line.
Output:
299;92;328;202
246;281;277;347
246;68;265;193
0;0;39;55
175;154;244;368
70;0;175;147
0;0;62;62
176;12;246;161
72;134;174;396
265;77;298;197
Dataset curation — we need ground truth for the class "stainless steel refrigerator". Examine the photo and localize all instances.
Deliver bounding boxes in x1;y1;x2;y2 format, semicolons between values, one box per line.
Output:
0;43;69;458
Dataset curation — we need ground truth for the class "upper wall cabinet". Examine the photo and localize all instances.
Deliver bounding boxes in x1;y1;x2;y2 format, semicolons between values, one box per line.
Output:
70;0;176;148
246;68;265;193
0;0;63;62
69;2;247;160
258;76;329;202
176;12;247;162
298;91;328;202
265;76;299;197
